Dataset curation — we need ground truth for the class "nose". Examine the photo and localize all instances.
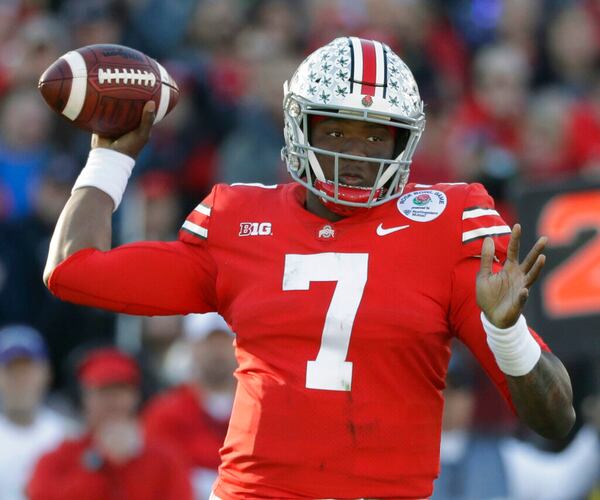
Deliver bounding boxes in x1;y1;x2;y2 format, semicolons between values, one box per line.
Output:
340;136;368;160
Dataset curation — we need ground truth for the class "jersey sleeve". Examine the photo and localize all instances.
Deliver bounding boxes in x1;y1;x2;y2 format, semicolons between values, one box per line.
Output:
178;184;219;246
48;241;217;315
449;184;550;410
459;183;512;261
48;187;222;316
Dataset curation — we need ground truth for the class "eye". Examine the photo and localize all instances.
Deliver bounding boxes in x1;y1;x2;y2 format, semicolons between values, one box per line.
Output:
367;135;384;142
327;130;343;138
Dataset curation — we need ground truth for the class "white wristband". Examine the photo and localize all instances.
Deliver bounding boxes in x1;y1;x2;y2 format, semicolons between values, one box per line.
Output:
481;312;541;377
72;148;135;211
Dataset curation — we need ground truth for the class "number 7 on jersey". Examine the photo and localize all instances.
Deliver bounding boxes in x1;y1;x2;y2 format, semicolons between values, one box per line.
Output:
283;253;369;391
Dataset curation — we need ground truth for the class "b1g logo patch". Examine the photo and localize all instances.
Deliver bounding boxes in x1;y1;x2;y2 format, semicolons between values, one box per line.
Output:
239;222;272;236
397;190;447;222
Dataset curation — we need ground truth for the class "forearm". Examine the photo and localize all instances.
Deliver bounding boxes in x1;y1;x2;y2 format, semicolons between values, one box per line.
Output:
44;103;156;285
506;351;575;439
44;187;113;285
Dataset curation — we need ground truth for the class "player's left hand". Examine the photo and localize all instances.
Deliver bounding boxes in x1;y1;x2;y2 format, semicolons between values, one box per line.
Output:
476;224;547;328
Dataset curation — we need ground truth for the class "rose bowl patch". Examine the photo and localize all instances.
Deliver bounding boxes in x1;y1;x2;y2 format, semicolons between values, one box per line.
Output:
397;190;447;222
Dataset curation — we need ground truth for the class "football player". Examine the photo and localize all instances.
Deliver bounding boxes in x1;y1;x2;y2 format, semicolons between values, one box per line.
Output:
43;38;574;500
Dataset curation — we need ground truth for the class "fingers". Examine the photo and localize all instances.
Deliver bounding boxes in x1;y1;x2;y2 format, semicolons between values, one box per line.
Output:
137;100;156;139
521;236;547;273
508;226;547;288
506;224;521;262
91;133;113;149
524;254;546;288
91;101;154;149
479;237;495;277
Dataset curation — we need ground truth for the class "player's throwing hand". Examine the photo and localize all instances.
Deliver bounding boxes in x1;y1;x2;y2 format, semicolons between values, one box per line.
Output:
477;224;547;328
91;100;156;160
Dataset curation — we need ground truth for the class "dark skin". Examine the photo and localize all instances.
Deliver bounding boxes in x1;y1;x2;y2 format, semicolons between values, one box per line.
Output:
306;117;396;222
44;104;575;439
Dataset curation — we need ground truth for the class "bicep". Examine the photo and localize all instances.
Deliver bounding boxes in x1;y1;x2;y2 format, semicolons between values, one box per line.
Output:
47;241;218;315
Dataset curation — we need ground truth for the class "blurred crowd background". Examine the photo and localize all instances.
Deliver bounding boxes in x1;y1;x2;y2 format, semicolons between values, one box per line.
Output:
0;0;599;499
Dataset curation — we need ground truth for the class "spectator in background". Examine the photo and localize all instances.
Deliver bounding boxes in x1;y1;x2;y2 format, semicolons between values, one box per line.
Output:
0;325;69;500
144;313;236;500
0;88;53;220
433;356;599;500
235;0;305;62
59;0;125;48
217;56;298;185
188;0;245;57
138;171;182;241
543;4;599;94
0;154;76;323
520;89;574;183
446;43;530;221
136;61;236;203
124;0;198;59
0;14;67;94
140;315;183;382
496;0;542;63
442;0;504;49
0;155;114;388
27;347;192;500
564;73;600;176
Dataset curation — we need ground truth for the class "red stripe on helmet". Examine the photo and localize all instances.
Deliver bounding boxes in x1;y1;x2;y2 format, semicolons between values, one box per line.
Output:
360;39;377;96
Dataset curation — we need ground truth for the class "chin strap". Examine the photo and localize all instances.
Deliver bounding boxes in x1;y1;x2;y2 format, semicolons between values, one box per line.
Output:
314;179;383;216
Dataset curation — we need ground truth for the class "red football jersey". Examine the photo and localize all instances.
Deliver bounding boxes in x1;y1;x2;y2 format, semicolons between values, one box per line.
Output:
179;181;549;500
48;181;549;500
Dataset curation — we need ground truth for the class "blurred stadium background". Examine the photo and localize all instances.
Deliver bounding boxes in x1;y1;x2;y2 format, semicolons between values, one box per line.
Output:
0;0;599;498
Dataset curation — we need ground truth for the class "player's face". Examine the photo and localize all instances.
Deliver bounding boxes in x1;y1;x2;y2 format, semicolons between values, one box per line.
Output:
310;117;396;187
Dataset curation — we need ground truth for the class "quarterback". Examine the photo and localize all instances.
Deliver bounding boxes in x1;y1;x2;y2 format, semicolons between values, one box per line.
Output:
44;38;574;500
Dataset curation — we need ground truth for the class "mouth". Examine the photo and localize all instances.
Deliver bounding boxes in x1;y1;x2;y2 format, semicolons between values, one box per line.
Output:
338;165;371;186
339;173;366;186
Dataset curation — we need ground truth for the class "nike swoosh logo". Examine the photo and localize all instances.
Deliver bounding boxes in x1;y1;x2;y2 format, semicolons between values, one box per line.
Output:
376;223;410;236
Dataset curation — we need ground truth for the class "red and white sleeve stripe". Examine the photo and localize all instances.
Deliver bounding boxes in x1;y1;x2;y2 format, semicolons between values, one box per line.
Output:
180;202;211;241
461;207;511;244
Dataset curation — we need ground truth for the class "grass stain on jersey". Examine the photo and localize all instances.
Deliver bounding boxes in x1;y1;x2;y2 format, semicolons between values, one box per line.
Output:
347;420;357;446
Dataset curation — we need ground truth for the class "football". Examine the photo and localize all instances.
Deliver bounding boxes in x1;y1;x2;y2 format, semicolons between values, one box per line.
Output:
38;44;179;137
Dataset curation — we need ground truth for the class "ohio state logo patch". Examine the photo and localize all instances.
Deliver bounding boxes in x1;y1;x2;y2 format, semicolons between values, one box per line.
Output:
317;224;335;240
397;190;447;222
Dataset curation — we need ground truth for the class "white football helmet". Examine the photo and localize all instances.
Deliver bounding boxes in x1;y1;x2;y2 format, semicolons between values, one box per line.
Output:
282;37;425;215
